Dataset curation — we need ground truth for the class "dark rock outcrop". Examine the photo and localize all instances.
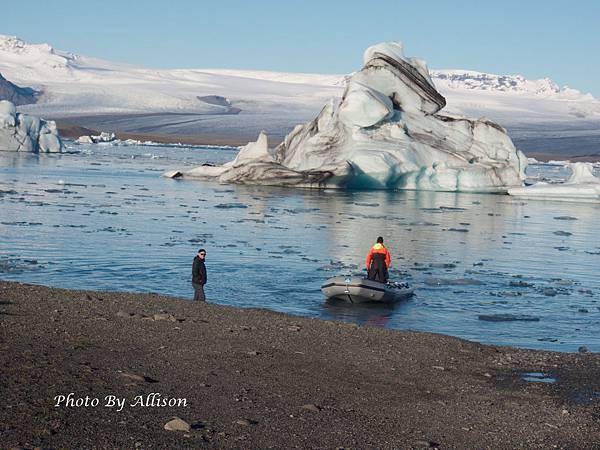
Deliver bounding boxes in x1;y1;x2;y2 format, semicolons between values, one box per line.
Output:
0;72;40;106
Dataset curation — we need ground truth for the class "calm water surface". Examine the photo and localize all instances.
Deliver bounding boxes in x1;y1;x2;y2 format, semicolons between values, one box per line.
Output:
1;142;599;352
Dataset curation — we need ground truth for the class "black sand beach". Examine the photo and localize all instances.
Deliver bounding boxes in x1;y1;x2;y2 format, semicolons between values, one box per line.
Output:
1;281;599;449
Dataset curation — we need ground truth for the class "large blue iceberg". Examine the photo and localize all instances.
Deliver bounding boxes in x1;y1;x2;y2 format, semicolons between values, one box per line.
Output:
0;100;63;152
165;42;527;192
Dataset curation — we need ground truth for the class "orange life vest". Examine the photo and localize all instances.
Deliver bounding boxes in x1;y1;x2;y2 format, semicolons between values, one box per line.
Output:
366;243;391;269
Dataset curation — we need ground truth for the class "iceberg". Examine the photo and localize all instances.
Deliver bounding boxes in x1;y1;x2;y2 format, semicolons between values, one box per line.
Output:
76;131;116;144
0;100;63;152
165;42;527;192
508;163;600;202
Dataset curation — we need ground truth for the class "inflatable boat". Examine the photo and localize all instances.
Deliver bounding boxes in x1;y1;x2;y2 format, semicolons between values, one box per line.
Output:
321;276;414;304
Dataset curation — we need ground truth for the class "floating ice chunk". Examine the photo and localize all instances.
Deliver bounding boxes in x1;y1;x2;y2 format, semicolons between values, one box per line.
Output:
163;170;183;178
553;230;572;236
214;203;248;209
425;277;484;286
568;162;600;184
478;314;540;322
76;135;94;144
509;163;600;202
553;216;577;221
0;100;62;152
76;131;116;144
167;42;525;192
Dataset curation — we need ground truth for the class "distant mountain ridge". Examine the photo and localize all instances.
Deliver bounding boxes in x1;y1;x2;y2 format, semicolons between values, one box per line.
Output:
431;70;593;100
0;34;598;124
0;34;78;68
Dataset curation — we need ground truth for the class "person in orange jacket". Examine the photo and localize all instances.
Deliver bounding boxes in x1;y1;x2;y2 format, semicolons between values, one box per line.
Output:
366;236;391;283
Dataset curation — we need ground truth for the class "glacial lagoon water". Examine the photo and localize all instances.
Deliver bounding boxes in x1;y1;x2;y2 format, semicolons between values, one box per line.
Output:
1;142;599;352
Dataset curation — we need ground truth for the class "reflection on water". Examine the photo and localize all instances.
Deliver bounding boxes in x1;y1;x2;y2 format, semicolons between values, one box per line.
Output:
1;143;599;352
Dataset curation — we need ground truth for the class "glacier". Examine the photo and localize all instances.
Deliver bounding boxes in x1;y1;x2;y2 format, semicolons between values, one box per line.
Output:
0;100;63;152
2;33;599;159
508;163;600;202
165;42;527;192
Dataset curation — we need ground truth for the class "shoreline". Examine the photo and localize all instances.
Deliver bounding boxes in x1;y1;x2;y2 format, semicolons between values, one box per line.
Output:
55;119;261;148
53;116;600;162
1;280;600;448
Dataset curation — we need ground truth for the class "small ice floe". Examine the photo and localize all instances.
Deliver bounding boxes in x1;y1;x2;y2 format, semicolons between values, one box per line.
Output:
1;221;29;226
76;131;116;145
354;202;380;207
553;216;578;221
429;262;457;269
478;314;540;322
214;203;248;209
509;163;600;202
409;221;439;226
317;260;357;272
538;337;558;343
283;207;320;214
425;277;484;286
553;230;572;237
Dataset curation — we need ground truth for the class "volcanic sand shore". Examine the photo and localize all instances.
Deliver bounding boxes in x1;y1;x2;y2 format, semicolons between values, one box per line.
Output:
1;280;600;449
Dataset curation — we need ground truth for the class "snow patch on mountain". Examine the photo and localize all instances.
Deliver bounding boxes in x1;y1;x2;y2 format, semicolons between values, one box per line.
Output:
432;70;593;100
0;34;598;126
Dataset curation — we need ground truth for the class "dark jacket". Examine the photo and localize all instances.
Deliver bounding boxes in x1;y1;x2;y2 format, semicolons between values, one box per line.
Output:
367;252;389;283
192;256;207;285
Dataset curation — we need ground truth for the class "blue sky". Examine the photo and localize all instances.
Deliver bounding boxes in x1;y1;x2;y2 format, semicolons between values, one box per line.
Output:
3;0;599;96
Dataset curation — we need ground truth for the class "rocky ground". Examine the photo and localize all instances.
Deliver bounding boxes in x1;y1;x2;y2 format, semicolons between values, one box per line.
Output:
54;118;253;148
1;280;599;449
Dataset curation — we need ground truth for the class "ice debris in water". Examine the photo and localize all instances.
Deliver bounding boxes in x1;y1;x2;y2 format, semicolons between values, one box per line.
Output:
0;257;40;273
214;203;249;209
478;314;540;322
424;277;484;286
553;216;578;221
164;41;526;192
553;231;572;237
509;163;600;202
0;100;63;152
317;260;359;272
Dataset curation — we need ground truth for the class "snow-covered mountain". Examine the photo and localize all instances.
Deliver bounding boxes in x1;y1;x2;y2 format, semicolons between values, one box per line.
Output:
1;34;599;127
431;70;592;99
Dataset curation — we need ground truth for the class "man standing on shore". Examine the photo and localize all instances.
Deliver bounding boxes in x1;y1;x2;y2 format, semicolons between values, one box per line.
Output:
192;249;207;302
